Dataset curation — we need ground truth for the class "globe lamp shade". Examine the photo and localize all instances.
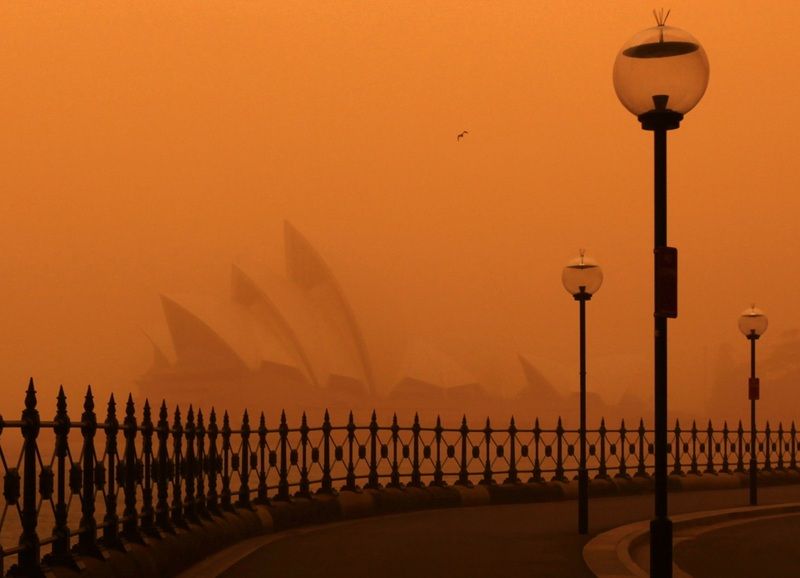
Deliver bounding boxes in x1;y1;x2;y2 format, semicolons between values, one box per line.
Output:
739;307;768;338
562;254;603;297
613;24;709;116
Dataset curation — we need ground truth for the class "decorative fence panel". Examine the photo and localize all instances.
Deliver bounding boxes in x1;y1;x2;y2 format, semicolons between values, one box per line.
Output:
0;381;798;575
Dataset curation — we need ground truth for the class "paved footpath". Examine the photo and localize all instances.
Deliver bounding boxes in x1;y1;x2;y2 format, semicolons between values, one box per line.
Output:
192;484;800;578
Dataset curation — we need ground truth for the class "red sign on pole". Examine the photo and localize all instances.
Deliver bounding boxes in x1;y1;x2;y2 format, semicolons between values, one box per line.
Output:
655;246;678;318
749;377;760;401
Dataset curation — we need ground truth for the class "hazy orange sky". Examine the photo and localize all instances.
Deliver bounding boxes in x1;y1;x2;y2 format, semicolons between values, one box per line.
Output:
1;1;798;419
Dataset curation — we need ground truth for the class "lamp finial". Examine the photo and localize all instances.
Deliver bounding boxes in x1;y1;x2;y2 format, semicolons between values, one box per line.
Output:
653;8;671;27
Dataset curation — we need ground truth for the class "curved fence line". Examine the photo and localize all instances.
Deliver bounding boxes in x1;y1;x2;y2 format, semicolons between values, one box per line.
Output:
0;381;797;575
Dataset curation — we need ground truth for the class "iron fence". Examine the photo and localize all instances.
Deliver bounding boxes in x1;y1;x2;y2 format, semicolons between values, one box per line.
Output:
1;380;798;575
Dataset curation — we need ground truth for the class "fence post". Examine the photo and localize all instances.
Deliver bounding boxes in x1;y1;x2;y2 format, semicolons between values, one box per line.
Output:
343;411;359;491
101;394;124;550
221;411;233;510
207;409;220;514
257;413;268;503
554;417;566;482
777;422;785;471
672;419;683;476
140;400;158;535
792;421;797;471
366;411;381;489
14;379;46;576
705;420;716;474
635;418;648;478
196;409;209;518
388;413;402;489
77;386;106;557
721;421;730;474
530;418;543;483
297;412;311;498
46;385;82;570
122;395;144;543
736;420;745;473
456;415;471;487
171;407;187;528
409;413;422;488
319;410;335;495
276;410;290;500
764;421;772;471
431;415;446;487
504;417;519;484
481;417;494;485
617;419;629;479
688;420;699;475
156;401;174;532
596;418;608;480
184;406;199;522
238;410;251;508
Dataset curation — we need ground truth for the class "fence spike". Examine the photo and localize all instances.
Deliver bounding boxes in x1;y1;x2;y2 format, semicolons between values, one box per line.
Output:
319;409;334;495
238;408;251;507
298;411;311;497
388;413;402;489
102;393;124;549
196;408;209;517
185;405;200;521
18;379;47;573
366;410;381;489
171;405;187;528
277;409;291;499
207;407;220;514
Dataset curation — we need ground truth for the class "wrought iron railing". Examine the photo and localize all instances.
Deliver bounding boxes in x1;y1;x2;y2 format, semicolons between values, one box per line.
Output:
1;380;798;575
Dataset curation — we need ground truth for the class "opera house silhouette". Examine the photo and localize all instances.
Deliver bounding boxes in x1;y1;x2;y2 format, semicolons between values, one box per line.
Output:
138;222;643;424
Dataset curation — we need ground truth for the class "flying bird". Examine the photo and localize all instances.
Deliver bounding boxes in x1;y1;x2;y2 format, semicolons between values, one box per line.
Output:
457;130;469;141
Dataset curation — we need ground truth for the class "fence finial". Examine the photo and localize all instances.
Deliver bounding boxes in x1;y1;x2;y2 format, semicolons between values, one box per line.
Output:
25;377;36;410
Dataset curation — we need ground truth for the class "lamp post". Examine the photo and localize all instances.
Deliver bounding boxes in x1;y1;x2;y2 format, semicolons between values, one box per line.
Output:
738;306;768;506
613;11;709;578
562;250;603;535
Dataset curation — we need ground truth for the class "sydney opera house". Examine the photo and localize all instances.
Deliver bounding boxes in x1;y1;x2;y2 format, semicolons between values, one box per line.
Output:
139;222;645;424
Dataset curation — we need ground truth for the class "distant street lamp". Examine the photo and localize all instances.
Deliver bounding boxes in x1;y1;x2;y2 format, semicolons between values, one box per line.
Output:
738;306;768;506
613;10;709;578
562;250;603;535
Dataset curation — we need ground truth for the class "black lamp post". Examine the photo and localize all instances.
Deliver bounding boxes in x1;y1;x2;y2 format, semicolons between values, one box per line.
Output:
738;305;768;506
562;250;603;535
613;11;709;578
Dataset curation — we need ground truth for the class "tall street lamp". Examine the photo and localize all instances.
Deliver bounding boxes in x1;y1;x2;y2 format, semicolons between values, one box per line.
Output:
738;305;768;506
613;11;709;578
562;250;603;535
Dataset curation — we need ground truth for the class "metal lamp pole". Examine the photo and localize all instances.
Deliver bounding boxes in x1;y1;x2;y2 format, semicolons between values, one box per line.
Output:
640;101;682;578
562;252;602;535
577;287;589;534
738;305;767;507
748;331;758;505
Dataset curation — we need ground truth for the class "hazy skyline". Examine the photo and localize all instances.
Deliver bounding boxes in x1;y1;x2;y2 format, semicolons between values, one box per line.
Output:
1;1;798;421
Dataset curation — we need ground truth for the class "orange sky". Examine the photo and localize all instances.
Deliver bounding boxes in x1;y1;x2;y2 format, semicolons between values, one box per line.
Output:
1;1;798;420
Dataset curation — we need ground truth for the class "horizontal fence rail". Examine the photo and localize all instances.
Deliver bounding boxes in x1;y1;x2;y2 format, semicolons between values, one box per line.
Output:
0;381;798;575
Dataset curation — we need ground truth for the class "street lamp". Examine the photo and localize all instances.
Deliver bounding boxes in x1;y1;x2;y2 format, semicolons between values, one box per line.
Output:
562;250;603;535
613;10;709;578
739;305;768;506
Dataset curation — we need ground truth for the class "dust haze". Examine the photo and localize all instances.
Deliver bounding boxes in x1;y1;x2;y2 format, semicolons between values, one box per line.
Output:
1;1;799;429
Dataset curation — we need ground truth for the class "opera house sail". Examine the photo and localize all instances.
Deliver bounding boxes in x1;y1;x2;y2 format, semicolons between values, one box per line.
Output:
138;222;376;415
